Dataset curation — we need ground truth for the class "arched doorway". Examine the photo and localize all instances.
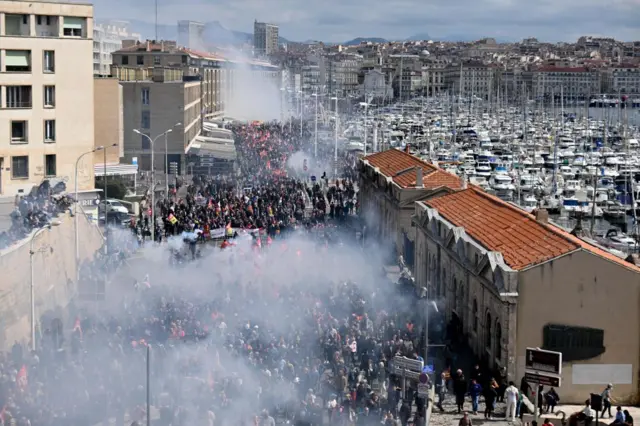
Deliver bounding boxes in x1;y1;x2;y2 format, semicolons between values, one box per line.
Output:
495;321;502;362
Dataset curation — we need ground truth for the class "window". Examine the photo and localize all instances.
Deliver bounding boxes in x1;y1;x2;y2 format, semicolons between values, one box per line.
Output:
485;312;492;349
22;14;28;25
141;111;150;129
43;50;55;72
543;324;605;361
37;15;42;25
141;133;151;150
44;120;56;142
153;55;161;65
11;156;29;179
495;322;502;360
11;121;28;143
62;16;84;37
137;55;144;65
45;154;56;177
44;86;55;107
122;55;129;65
5;86;32;108
5;50;31;72
141;88;150;105
473;299;478;332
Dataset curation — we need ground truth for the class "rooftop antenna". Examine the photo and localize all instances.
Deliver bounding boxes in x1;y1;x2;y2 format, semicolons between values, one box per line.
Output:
155;0;158;42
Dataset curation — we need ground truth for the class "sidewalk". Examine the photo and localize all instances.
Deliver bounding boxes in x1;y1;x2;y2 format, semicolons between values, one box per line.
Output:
525;404;640;425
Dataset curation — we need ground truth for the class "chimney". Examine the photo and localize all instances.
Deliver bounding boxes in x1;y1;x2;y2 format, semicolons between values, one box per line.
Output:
415;167;424;188
535;208;549;224
146;40;151;51
405;144;410;154
460;173;467;190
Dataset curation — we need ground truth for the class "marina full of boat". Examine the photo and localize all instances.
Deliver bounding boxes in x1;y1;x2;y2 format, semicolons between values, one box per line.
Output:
323;93;640;255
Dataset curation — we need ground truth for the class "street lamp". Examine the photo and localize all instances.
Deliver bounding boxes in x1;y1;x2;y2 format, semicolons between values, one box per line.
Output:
360;101;371;156
331;96;339;179
165;122;181;198
75;146;104;276
102;143;118;256
30;221;60;351
311;89;324;158
134;128;174;243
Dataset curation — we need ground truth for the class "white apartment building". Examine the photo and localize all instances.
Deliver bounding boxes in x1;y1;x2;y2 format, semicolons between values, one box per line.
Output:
0;0;95;195
253;20;278;57
609;65;640;94
532;66;600;100
177;20;204;50
93;20;140;76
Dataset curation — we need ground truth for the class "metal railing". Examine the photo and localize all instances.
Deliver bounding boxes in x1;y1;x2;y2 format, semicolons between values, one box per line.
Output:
111;66;186;83
5;101;32;109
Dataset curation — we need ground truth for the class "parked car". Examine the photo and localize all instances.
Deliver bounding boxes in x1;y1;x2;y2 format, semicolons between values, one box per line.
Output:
99;199;129;214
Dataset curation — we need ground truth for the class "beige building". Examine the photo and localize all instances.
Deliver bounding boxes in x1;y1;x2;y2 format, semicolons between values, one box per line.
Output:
93;77;123;165
110;40;280;173
0;0;95;196
358;148;462;269
413;187;640;404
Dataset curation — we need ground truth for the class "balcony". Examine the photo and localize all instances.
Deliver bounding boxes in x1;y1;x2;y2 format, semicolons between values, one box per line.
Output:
111;66;193;83
5;86;32;109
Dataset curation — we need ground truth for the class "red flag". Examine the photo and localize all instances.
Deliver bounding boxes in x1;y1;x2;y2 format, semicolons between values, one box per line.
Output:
16;365;27;390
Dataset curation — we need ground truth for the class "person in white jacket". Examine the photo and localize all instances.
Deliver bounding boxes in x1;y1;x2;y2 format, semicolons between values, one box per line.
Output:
505;381;520;421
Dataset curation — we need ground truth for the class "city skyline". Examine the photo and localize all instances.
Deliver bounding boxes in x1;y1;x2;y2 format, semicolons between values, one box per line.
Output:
89;0;638;43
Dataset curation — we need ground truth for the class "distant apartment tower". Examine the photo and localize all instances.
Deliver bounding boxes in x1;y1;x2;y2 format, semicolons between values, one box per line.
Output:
177;20;205;49
253;20;278;57
93;20;140;76
0;0;96;196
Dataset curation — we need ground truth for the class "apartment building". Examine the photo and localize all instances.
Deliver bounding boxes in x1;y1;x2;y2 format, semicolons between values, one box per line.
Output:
177;20;204;50
602;65;640;94
445;61;497;100
421;63;446;96
532;66;601;100
0;0;95;196
253;20;278;57
110;40;279;173
93;21;140;76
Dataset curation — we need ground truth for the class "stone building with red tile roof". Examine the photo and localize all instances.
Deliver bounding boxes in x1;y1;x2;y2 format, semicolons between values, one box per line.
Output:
358;148;463;265
413;186;640;404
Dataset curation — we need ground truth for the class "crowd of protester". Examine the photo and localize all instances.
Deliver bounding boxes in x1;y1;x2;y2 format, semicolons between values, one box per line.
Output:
0;180;72;250
0;120;433;426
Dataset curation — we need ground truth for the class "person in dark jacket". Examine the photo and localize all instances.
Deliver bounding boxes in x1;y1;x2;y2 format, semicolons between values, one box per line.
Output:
453;370;468;414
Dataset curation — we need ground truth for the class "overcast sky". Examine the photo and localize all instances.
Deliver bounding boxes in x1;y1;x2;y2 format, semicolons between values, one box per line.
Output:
91;0;638;42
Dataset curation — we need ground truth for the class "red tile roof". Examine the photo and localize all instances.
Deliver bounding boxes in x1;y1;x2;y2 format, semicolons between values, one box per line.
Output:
425;188;579;270
425;187;640;272
364;149;462;190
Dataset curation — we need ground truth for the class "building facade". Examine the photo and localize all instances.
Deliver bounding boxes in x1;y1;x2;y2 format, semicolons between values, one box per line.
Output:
358;149;462;269
177;20;204;50
253;21;278;57
111;40;279;173
93;20;140;76
413;188;640;403
0;0;95;196
532;66;601;100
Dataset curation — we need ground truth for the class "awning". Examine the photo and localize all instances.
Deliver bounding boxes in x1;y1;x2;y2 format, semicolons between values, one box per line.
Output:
94;163;138;177
187;139;237;161
63;17;84;29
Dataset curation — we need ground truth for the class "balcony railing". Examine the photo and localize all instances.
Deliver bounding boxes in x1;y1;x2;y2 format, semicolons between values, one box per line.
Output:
111;66;190;83
5;101;32;109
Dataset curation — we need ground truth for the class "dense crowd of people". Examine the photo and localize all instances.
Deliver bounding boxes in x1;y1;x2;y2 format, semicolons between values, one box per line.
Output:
0;181;72;250
0;120;428;426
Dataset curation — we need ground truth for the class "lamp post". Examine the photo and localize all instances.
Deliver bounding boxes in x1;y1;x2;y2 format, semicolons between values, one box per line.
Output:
331;96;339;179
102;143;118;256
360;101;370;156
135;128;174;243
75;146;103;277
164;122;181;198
298;90;303;140
30;221;60;351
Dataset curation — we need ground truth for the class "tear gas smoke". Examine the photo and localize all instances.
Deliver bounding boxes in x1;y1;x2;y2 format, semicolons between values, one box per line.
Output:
223;50;283;122
57;224;423;425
